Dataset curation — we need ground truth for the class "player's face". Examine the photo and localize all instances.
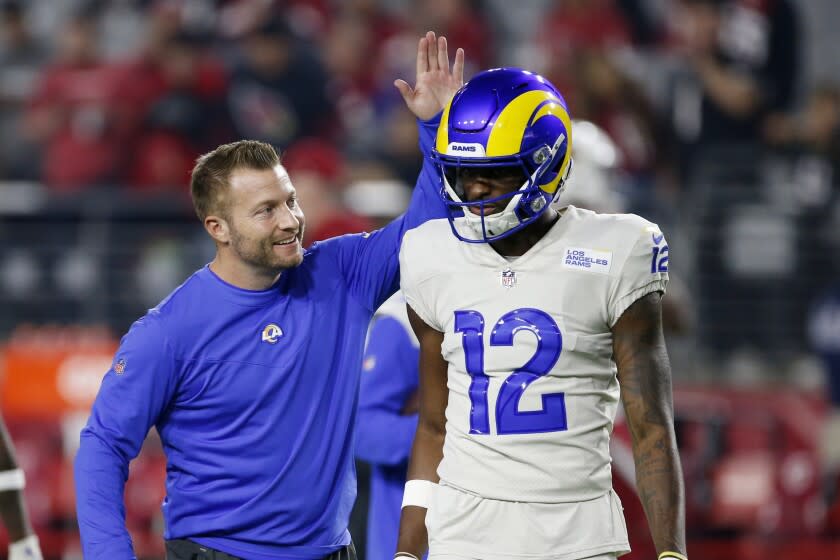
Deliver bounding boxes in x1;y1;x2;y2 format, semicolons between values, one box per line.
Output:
454;166;525;216
225;164;306;272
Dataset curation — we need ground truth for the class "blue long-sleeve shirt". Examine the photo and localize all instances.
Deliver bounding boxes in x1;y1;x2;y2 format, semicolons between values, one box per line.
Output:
355;294;420;560
74;116;444;560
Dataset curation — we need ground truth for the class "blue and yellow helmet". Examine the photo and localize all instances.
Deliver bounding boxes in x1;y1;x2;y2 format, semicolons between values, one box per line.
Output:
432;67;573;243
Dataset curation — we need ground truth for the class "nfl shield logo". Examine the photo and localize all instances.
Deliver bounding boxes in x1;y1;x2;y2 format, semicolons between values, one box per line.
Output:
500;269;517;289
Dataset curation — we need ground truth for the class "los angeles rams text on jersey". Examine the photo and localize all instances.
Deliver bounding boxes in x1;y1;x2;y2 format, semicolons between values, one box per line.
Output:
400;205;669;503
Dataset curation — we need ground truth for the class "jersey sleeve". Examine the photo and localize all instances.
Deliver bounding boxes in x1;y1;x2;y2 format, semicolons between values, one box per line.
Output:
74;316;179;560
606;222;669;327
320;115;447;312
355;315;420;466
399;228;443;332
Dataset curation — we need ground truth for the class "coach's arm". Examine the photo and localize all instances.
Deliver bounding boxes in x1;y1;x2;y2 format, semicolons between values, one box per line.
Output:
613;291;687;558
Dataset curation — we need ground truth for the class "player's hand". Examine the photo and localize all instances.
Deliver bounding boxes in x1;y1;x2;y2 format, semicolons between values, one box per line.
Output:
395;31;465;121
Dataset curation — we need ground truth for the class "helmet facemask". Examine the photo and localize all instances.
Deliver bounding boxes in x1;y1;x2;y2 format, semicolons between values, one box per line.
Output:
434;132;570;243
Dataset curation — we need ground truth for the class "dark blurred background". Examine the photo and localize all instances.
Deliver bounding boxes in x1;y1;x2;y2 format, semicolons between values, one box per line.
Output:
0;0;839;558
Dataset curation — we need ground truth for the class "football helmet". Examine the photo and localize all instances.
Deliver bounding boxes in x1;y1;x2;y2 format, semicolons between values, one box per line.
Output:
432;67;573;243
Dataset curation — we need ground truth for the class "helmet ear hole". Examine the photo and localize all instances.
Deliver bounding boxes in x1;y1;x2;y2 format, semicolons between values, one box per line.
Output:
532;146;552;166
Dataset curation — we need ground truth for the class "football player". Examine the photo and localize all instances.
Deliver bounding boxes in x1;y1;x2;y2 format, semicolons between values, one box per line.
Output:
396;68;686;560
0;416;41;560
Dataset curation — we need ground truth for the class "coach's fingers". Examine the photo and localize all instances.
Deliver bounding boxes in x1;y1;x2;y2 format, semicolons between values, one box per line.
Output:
394;79;414;102
416;36;428;76
426;30;439;71
437;35;449;75
453;48;465;84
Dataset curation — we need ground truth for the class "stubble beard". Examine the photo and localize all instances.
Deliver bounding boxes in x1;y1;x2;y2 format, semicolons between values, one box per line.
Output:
229;226;304;275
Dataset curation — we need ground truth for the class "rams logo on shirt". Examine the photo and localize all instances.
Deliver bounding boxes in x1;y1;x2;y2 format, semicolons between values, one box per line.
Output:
261;323;283;344
114;358;126;374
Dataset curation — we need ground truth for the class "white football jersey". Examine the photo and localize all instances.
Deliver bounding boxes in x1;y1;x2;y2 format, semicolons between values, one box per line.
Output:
400;206;669;503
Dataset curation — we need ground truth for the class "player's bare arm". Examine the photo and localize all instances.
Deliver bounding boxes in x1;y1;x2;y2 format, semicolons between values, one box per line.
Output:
613;292;687;557
396;305;449;559
395;30;465;121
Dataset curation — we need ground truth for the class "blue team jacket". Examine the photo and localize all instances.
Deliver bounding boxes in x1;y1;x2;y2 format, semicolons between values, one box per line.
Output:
74;116;444;560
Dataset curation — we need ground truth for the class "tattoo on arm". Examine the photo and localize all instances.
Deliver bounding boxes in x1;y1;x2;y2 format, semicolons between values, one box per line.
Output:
613;292;686;556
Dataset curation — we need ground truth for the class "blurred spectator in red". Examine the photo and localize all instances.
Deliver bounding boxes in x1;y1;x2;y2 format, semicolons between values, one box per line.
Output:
412;0;492;70
0;0;46;180
281;0;331;39
306;212;374;244
320;9;394;147
282;137;345;186
23;12;138;191
227;16;335;149
281;137;375;245
294;169;374;247
571;47;682;231
574;50;666;181
217;0;330;42
537;0;632;111
125;29;231;191
341;0;406;50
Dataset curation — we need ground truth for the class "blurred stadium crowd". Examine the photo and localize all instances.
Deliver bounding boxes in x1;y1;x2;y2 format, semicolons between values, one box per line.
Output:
1;0;840;558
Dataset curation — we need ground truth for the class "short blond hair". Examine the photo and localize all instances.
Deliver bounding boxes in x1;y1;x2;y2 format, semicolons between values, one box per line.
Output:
190;140;280;220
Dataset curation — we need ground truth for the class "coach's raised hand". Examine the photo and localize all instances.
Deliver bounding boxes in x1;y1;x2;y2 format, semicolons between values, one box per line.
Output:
395;31;465;121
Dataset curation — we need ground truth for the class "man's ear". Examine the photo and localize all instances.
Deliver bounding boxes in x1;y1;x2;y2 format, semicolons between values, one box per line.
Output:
205;213;230;245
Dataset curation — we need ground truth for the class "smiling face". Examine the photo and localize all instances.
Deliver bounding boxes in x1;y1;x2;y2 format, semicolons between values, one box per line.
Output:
222;164;305;273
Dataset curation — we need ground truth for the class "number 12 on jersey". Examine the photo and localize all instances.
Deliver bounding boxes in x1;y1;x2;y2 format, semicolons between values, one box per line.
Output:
454;308;568;436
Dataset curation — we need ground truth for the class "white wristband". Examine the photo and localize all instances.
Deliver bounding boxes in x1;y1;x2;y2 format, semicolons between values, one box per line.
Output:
394;554;420;560
658;552;687;560
9;535;43;560
401;479;435;509
0;469;25;491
